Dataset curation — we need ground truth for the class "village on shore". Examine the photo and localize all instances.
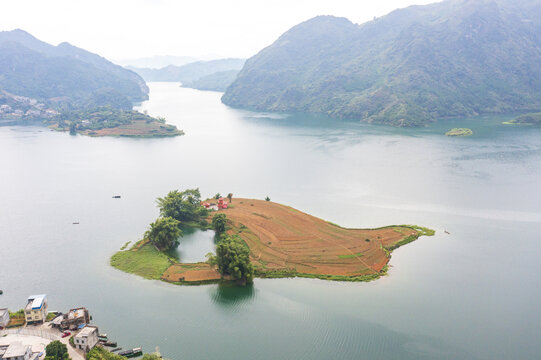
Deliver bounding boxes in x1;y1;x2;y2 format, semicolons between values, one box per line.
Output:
0;294;145;360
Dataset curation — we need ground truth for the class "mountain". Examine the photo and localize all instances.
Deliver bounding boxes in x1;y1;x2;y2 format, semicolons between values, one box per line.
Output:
130;58;245;84
0;29;148;109
222;0;541;126
114;55;199;69
181;70;240;92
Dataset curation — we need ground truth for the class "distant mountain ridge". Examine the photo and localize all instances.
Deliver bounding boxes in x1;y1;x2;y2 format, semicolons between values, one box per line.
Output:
114;55;199;69
222;0;541;126
181;70;240;92
0;29;148;109
130;58;245;84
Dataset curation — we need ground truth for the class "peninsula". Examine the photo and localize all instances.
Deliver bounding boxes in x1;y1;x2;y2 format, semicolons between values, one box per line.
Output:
111;195;434;284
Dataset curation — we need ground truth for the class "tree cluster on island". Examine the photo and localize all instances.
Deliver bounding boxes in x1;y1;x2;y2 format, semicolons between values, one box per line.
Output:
143;188;254;284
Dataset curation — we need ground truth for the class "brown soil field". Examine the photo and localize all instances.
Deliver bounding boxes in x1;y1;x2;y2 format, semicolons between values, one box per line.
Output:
162;263;221;283
157;199;432;283
219;199;428;279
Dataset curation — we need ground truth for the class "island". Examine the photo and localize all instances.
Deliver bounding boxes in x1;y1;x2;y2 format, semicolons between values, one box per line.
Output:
111;189;434;285
48;108;183;138
445;128;473;136
504;112;541;125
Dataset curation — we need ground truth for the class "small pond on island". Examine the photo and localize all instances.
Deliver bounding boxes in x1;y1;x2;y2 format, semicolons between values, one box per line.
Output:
165;227;217;263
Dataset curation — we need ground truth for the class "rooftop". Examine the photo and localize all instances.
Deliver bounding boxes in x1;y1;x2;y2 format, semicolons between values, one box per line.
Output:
75;326;98;338
26;295;47;310
3;342;30;358
0;308;8;316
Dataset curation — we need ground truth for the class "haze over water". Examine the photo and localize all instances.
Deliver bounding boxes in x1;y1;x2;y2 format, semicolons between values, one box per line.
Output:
1;82;540;359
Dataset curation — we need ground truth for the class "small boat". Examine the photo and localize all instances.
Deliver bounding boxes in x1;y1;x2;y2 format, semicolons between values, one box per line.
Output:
444;230;450;234
111;348;122;353
102;341;117;347
112;195;121;199
72;222;79;225
118;347;143;358
98;334;108;340
0;290;3;295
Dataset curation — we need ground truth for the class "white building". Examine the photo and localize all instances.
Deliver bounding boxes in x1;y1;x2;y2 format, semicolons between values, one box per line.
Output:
73;325;99;352
24;295;47;324
0;309;9;329
0;342;32;360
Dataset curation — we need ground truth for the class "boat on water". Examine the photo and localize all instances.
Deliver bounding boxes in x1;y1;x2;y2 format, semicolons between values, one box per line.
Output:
98;334;108;340
72;222;79;225
112;195;121;199
100;340;117;347
118;347;143;358
111;348;122;352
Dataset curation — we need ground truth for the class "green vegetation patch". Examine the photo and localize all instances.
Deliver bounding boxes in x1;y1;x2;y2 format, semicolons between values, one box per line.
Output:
505;112;541;125
110;244;173;280
338;252;364;259
445;128;473;136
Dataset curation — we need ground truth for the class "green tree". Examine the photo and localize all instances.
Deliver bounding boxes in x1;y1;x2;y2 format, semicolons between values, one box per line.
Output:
145;217;182;251
156;189;207;222
215;235;254;284
212;213;227;235
265;196;271;201
227;193;233;202
205;252;217;266
214;193;221;199
45;340;69;360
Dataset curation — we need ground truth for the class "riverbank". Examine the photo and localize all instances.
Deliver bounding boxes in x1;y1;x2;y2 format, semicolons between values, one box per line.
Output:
111;199;434;284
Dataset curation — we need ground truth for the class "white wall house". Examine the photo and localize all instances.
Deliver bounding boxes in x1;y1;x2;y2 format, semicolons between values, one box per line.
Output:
74;325;99;352
0;342;32;360
24;295;47;324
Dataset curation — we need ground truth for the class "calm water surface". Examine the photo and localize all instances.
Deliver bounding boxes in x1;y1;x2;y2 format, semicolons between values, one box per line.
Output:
1;82;540;360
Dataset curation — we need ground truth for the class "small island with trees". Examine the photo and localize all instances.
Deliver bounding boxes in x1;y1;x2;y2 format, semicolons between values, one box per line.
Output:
111;188;434;285
48;107;183;138
445;128;473;136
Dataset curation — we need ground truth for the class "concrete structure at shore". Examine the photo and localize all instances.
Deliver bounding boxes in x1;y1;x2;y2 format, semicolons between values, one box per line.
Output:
50;308;91;331
24;295;47;325
73;325;99;353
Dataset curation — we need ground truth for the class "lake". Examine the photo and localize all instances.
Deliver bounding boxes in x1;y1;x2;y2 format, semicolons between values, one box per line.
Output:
1;82;540;359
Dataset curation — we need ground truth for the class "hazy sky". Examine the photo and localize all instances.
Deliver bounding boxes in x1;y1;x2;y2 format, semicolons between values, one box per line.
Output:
0;0;437;61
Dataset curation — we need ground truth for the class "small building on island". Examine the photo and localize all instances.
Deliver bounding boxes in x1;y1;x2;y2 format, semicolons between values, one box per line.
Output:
203;198;228;211
73;325;99;353
24;295;47;324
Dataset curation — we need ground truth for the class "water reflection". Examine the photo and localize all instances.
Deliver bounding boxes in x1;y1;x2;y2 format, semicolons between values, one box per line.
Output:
210;283;256;308
165;227;216;263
